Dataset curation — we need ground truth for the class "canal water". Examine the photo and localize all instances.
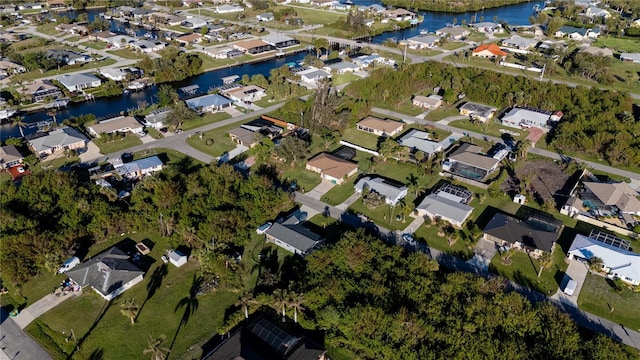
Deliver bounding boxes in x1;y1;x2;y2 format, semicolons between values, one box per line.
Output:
0;1;541;140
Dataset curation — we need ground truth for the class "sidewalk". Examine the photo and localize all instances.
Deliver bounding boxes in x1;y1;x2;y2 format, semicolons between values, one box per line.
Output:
335;192;360;211
13;291;80;329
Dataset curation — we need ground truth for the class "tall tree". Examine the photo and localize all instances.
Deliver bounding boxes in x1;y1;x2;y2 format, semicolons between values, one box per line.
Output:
288;291;305;323
536;252;552;278
143;335;170;360
120;298;140;324
12;116;27;138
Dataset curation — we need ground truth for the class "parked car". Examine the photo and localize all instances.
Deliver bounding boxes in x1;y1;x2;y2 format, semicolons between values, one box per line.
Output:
402;233;416;246
58;256;80;274
563;278;577;296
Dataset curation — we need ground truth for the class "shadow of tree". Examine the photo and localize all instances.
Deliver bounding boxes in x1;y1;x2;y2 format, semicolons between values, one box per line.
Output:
137;263;168;321
87;348;104;360
169;275;202;353
66;301;112;360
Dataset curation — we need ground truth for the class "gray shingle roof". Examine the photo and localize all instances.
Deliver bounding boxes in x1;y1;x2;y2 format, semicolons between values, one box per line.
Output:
185;94;233;109
28;126;88;154
265;223;323;254
417;193;473;225
398;129;442;154
57;72;101;88
483;212;560;252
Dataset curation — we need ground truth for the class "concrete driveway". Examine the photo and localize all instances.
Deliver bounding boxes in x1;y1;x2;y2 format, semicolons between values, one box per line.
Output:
305;180;336;200
79;141;102;163
467;237;499;271
553;259;589;305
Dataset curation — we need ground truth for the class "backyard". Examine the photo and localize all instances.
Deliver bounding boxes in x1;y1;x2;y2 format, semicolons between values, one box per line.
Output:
577;273;640;331
341;127;380;151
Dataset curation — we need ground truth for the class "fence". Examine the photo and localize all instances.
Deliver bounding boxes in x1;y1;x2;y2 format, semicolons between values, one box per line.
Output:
339;140;379;156
438;172;489;190
575;214;636;238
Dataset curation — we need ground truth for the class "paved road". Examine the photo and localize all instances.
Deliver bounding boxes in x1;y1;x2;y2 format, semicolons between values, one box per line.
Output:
0;308;52;360
372;107;640;183
294;191;640;349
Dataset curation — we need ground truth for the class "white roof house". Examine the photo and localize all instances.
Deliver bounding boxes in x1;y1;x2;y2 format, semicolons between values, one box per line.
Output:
620;53;640;63
405;35;439;49
354;176;408;206
86;116;144;137
568;233;640;285
57;73;102;92
585;6;611;18
398;129;442;157
416;193;474;227
323;61;361;74
501;36;538;50
216;4;244;13
99;67;128;81
500;107;553;129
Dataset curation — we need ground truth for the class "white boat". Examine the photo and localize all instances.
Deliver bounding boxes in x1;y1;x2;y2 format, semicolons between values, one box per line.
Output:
0;108;17;120
275;50;285;57
419;29;429;35
127;82;145;90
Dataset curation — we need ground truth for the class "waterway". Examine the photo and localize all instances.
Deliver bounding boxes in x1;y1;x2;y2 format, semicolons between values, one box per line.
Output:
0;1;541;140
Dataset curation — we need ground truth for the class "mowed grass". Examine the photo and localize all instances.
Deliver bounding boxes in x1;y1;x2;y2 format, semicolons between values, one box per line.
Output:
320;175;357;206
94;134;143;154
181;111;231;131
25;231;242;360
448;118;530;142
281;163;322;192
186;126;238;157
413;222;475;260
594;36;640;53
578;273;640;331
489;246;569;295
341;127;380;151
348;197;410;231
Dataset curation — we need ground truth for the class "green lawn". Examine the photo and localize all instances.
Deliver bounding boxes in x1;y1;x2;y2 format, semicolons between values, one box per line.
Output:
0;272;61;310
320;175;357;206
36;23;61;35
181;112;231;131
440;42;467;51
83;41;108;51
425;105;463;121
281;163;322;192
448;119;530;142
107;48;142;59
39;155;80;170
198;53;253;71
331;73;361;86
348;197;410;231
94;134;143;154
186;128;237;158
413;222;475;260
25;231;240;360
578;273;640;331
467;33;487;42
132;148;202;166
341;127;380;151
374;101;425;117
594;36;640;53
489;246;568;295
145;127;164;139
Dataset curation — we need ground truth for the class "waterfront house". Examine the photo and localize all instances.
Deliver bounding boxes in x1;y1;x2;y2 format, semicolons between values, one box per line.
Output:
405;35;439;49
220;85;266;103
323;61;361;74
99;67;128;81
18;3;42;10
568;232;640;286
382;8;417;22
356;116;403;137
297;68;331;85
28;126;88;157
397;129;442;158
204;46;243;59
442;143;500;182
354;176;408;206
233;39;274;55
185;93;233;113
0;145;23;169
554;26;593;41
470;22;503;34
261;34;299;49
131;39;166;53
86;116;144;138
55;22;89;35
412;94;442;109
67;246;144;301
144;107;171;130
459;102;497;123
57;73;101;92
435;26;470;40
482;212;563;258
585;6;611;18
620;53;640;63
306;152;358;185
16;80;62;102
310;0;333;7
501;36;538;50
47;0;67;9
472;43;507;58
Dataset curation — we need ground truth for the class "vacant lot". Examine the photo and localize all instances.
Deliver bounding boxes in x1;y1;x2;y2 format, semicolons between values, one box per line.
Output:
578;273;640;330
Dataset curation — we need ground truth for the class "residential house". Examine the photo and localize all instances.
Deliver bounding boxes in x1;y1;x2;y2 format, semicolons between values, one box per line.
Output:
443;143;500;181
176;33;202;46
116;156;164;178
356;116;403;137
581;46;613;57
131;39;166;53
261;34;299;49
574;0;600;7
182;0;203;6
298;68;331;85
352;53;394;66
18;3;42;10
482;212;563;257
416;192;473;227
233;39;275;55
216;4;244;13
167;15;187;26
55;22;89;35
363;4;385;13
620;53;640;63
0;145;23;169
202;315;328;360
568;232;640;286
323;61;361;74
586;27;601;39
306;152;358;184
435;26;470;40
256;12;274;21
205;46;241;59
103;34;136;48
46;49;92;66
405;35;439;49
459;102;497;123
57;73;101;92
554;26;592;41
472;43;507;58
500;107;561;129
220;85;266;103
310;0;333;7
181;17;208;28
0;60;25;79
470;22;503;34
47;0;67;9
354;176;408;206
412;94;442;110
580;181;640;215
382;8;417;22
86;116;144;137
332;3;351;11
585;6;611;18
66;247;144;301
398;129;442;158
185;93;233;113
501;36;538;50
265;221;324;256
99;67;128;81
16;80;62;102
144;107;171;130
228;126;261;148
28;126;88;157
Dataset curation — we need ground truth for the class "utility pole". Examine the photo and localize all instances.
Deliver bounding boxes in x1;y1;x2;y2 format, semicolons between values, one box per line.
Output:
403;42;407;64
300;111;304;128
540;63;546;80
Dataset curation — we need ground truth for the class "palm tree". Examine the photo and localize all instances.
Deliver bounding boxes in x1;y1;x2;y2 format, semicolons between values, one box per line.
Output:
272;289;288;321
143;334;170;360
588;257;604;272
47;108;58;125
288;292;305;323
120;298;139;324
397;198;411;223
515;139;532;161
12;116;27;138
536;252;552;278
236;292;257;319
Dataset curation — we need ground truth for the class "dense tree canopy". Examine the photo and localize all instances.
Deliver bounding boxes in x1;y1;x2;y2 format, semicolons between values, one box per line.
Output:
381;0;529;12
297;230;635;359
344;61;639;168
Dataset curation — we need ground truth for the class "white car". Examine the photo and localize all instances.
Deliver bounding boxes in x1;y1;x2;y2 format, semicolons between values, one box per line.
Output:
58;257;80;274
402;233;416;246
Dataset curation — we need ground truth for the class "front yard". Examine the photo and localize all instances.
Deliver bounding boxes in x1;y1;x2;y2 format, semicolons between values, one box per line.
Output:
181;112;231;131
578;273;640;331
185;127;237;158
320;175;357;206
94;134;143;154
448;118;530;142
348;197;411;232
413;222;475;260
341;127;380;151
